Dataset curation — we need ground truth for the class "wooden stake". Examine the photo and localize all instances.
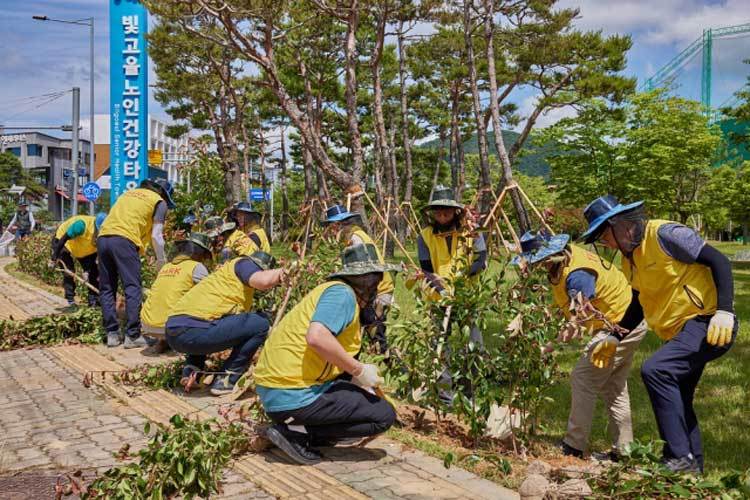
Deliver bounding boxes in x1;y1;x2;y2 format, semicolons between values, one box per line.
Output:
382;198;392;256
55;260;99;294
516;183;555;235
361;190;418;268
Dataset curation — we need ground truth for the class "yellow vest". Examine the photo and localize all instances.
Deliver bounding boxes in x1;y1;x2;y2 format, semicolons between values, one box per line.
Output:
99;188;163;253
622;220;717;340
141;257;199;328
170;257;255;321
255;282;361;389
419;226;473;300
249;226;271;253
351;228;394;296
55;215;97;259
225;229;258;256
550;244;631;330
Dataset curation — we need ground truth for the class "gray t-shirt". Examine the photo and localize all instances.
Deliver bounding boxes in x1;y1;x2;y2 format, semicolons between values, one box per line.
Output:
656;223;705;264
192;263;209;284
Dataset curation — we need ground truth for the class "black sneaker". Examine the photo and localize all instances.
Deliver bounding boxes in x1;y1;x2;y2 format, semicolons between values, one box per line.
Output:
561;441;584;458
266;425;322;465
309;435;361;447
662;455;701;474
591;449;620;462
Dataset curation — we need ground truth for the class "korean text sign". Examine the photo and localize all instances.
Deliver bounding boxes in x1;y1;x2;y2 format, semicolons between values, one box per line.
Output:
110;0;149;204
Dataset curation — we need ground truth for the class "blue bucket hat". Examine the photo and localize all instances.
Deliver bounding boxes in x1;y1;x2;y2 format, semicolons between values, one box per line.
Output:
324;204;359;224
94;212;107;231
579;195;643;244
141;178;176;209
511;231;570;266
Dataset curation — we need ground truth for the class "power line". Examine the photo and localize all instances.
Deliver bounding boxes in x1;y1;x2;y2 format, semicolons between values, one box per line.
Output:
0;90;70;124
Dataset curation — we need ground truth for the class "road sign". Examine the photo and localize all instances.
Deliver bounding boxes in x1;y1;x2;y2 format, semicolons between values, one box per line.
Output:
148;149;163;166
249;188;270;201
82;182;101;202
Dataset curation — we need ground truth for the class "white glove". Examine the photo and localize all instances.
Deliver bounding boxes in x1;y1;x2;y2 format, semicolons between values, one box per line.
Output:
707;310;734;347
352;363;383;389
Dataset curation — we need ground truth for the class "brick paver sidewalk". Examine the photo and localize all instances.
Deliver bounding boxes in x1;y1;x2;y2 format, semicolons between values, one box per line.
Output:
0;258;518;499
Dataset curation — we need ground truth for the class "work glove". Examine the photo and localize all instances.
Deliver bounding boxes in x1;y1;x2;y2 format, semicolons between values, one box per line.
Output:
707;310;734;347
352;363;383;389
590;335;620;369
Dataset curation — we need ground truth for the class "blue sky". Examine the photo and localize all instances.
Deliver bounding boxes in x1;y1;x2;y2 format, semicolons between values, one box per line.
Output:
0;0;748;136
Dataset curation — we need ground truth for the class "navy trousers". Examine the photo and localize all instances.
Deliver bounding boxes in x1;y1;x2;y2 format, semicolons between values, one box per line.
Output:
641;315;737;469
166;312;270;382
97;235;142;338
267;382;396;439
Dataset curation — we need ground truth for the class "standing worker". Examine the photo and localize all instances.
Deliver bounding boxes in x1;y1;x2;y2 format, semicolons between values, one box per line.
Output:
513;231;647;460
228;201;271;253
323;205;395;355
98;178;175;348
415;186;487;403
581;194;737;473
165;251;284;395
8;200;35;239
255;244;398;465
50;213;107;308
140;232;213;354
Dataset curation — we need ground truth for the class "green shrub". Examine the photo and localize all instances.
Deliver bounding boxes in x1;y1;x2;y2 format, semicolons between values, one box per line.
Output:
0;307;104;350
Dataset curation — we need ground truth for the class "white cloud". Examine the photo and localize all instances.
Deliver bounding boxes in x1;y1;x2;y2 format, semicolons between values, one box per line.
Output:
513;95;578;131
562;0;750;47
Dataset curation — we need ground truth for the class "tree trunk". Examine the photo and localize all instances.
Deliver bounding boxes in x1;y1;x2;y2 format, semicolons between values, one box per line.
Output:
463;0;491;209
280;126;290;233
397;20;414;203
344;0;364;185
483;0;531;231
450;85;461;195
371;6;392;208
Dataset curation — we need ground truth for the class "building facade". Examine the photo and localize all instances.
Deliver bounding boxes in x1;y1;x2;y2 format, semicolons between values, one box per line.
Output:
91;114;191;186
0;132;92;220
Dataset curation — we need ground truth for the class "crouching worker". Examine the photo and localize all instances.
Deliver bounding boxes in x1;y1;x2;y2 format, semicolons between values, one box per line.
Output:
204;216;255;263
51;212;107;308
165;251;284;395
581;195;737;473
255;243;398;465
140;232;213;354
323;205;395;355
228;201;271;253
513;231;647;460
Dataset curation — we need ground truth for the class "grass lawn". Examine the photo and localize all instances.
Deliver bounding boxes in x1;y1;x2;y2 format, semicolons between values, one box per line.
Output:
383;240;750;478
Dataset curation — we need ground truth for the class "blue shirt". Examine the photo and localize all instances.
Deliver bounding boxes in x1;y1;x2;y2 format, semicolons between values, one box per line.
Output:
566;269;597;300
257;284;357;413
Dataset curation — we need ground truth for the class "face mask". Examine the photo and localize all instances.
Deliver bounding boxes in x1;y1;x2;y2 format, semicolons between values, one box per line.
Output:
345;273;383;307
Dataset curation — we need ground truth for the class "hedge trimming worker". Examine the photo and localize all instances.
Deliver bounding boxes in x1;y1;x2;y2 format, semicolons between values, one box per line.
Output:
50;212;107;308
323;204;395;355
140;232;214;354
255;244;398;465
582;194;736;474
98;178;174;349
513;230;647;460
415;185;487;404
228;201;271;253
166;251;284;396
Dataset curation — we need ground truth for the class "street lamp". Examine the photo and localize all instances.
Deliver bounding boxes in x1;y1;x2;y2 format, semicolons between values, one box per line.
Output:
33;15;95;214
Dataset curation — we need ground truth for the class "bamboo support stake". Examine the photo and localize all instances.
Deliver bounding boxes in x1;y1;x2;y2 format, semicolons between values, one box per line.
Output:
499;208;521;250
360;190;418;268
482;185;509;230
515;183;554;235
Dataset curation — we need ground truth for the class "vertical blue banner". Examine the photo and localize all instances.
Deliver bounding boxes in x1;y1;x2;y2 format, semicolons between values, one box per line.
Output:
109;0;149;205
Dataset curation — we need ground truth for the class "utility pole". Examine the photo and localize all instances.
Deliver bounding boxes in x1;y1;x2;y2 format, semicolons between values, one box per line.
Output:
71;87;80;216
89;18;95;214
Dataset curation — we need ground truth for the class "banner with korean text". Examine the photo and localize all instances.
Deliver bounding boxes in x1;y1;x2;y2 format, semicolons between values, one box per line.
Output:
109;0;149;204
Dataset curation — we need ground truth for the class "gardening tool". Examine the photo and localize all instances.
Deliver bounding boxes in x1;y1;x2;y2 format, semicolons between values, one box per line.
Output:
55;259;100;294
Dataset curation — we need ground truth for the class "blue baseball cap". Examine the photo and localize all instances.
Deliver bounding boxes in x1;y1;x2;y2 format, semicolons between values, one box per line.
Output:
511;231;570;266
579;195;644;244
324;205;359;224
